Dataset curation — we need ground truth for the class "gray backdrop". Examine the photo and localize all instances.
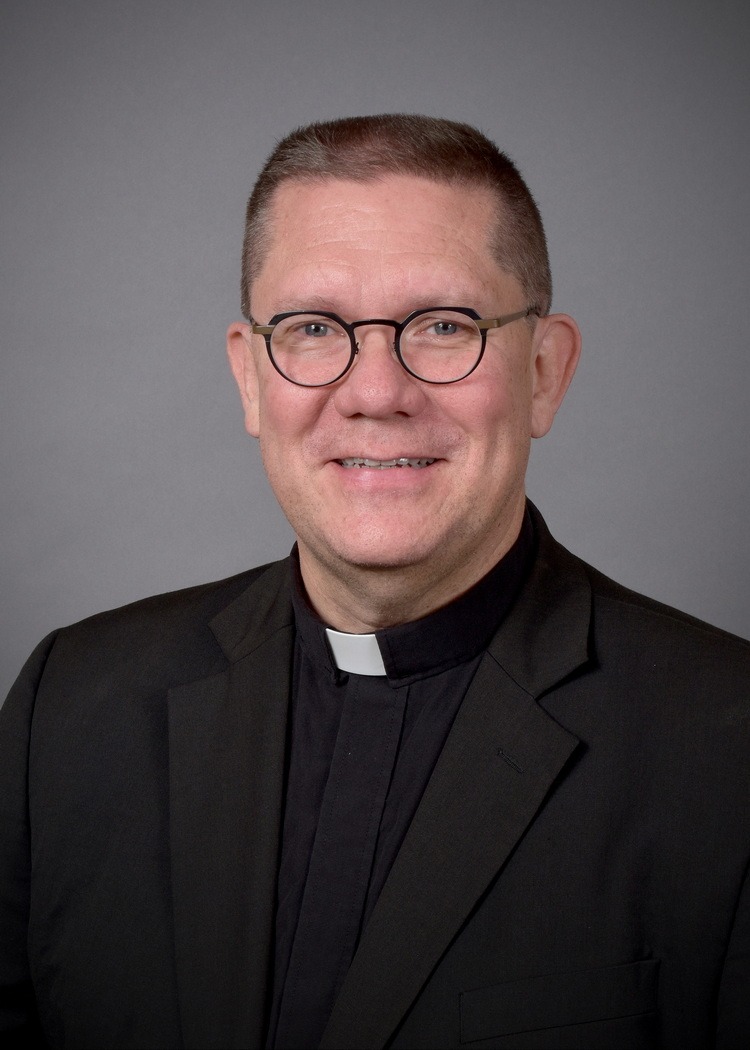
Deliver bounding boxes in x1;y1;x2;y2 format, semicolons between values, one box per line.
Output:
2;1;748;700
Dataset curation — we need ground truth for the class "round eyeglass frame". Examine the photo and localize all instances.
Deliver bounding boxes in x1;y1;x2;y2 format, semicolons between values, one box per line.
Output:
247;305;540;387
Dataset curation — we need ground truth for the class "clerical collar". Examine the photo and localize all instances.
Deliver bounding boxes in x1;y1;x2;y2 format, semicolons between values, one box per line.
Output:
325;628;387;675
290;508;535;686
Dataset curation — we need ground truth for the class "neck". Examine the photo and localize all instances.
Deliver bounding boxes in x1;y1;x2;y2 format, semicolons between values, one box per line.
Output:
297;511;525;633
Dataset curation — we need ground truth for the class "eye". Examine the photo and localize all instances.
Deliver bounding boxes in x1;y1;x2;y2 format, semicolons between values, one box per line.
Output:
431;320;460;336
303;322;332;338
406;313;477;341
277;316;344;342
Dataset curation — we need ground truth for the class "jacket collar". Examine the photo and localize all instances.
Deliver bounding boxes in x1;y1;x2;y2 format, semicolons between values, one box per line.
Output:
487;502;592;695
209;557;294;661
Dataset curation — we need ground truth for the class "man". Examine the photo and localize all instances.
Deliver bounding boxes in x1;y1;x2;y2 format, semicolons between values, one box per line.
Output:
1;115;748;1050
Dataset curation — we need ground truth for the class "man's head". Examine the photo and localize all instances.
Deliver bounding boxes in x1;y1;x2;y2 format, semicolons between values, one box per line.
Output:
228;116;580;630
240;114;552;322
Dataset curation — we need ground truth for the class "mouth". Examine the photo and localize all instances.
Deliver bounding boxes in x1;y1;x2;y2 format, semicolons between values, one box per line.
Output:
337;457;437;469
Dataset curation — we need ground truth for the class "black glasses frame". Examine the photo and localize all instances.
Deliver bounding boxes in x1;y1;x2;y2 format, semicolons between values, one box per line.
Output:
247;305;539;387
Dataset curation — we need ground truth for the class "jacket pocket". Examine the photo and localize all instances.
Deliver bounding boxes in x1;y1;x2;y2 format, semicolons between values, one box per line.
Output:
460;958;659;1044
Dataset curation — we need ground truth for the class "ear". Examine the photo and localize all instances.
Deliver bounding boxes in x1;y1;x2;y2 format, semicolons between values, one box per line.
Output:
226;323;261;438
529;313;581;438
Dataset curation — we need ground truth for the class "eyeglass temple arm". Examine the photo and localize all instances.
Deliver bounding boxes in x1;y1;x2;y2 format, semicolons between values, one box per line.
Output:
475;307;538;332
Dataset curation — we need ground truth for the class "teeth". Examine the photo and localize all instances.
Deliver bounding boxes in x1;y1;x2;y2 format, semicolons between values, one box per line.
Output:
339;457;436;469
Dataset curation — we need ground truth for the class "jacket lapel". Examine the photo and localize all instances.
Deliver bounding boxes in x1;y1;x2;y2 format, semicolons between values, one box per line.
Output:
321;510;592;1049
167;561;294;1050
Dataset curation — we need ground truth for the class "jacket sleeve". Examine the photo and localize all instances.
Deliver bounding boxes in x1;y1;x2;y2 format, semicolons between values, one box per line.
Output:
0;634;59;1048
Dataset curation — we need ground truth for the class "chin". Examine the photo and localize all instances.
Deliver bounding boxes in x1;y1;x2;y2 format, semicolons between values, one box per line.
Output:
332;543;432;573
314;528;441;575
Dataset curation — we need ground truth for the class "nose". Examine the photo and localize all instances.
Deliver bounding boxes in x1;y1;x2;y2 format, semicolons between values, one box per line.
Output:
332;324;427;419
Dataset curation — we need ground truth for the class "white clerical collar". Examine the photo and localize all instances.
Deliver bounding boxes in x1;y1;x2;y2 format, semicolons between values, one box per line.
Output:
325;628;387;676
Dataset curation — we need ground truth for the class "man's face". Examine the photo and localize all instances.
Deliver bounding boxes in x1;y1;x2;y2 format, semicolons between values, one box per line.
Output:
229;175;577;613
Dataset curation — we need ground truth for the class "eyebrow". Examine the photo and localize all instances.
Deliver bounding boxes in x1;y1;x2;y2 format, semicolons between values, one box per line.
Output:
268;296;479;317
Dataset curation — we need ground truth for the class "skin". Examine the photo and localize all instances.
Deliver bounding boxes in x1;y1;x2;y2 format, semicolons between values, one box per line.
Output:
227;176;580;632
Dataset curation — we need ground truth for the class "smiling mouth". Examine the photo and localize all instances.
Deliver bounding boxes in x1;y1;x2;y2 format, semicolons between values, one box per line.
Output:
338;457;436;469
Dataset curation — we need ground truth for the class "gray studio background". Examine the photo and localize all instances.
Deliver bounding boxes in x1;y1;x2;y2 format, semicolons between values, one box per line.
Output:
2;1;748;699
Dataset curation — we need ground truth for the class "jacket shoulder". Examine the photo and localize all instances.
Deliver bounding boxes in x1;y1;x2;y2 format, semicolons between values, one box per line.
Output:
528;500;748;658
581;555;749;656
553;548;750;710
26;559;292;702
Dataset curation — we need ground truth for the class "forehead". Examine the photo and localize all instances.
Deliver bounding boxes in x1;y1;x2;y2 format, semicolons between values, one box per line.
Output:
252;175;513;312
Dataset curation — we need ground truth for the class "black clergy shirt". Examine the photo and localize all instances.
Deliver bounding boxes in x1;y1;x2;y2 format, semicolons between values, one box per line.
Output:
267;512;535;1049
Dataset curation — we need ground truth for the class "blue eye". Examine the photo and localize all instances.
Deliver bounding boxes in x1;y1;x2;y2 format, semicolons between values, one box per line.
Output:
432;321;459;336
304;323;331;337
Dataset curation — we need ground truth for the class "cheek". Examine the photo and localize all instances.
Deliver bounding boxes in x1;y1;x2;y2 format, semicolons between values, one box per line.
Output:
256;380;330;484
453;358;532;445
257;373;317;441
257;422;309;526
255;385;299;488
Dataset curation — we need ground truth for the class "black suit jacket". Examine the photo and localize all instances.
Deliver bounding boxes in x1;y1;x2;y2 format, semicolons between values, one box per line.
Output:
1;506;749;1049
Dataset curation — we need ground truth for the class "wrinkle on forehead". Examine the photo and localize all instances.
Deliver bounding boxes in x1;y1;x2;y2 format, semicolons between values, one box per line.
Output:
273;177;496;251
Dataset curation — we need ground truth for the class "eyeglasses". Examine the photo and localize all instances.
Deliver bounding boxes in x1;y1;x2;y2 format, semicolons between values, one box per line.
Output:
247;306;539;387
